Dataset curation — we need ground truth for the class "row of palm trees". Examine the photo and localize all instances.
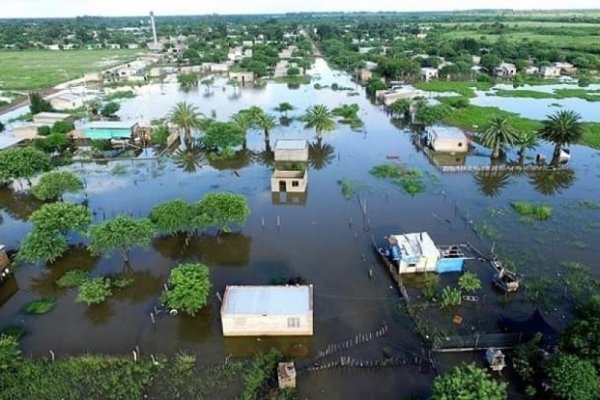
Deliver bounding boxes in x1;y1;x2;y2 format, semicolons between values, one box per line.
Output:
480;110;583;166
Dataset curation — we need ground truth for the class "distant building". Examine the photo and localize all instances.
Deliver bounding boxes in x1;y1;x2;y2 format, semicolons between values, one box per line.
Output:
228;71;254;86
425;126;469;153
420;67;439;82
494;63;517;78
83;72;103;83
552;62;577;75
47;92;86;110
220;285;314;337
524;66;540;75
358;68;373;84
540;66;561;78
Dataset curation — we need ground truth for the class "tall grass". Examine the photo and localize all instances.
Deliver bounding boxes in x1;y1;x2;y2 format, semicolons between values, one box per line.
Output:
511;201;553;220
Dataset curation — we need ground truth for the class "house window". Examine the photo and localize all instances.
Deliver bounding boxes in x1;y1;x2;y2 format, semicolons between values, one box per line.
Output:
458;142;463;147
292;181;299;187
287;317;300;328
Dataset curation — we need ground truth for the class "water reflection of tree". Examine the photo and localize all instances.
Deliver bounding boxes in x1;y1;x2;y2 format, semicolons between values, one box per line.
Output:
85;302;115;326
172;145;204;173
529;168;575;196
253;140;274;167
0;187;44;221
308;138;335;170
473;169;512;197
207;149;253;170
177;309;213;343
153;233;251;267
111;269;163;305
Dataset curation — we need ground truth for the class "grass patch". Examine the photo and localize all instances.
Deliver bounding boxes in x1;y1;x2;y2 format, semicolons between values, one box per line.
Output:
492;89;560;99
56;270;89;288
0;49;141;90
414;81;494;98
511;201;553;220
103;90;136;101
337;178;357;199
0;325;26;340
473;221;501;240
369;164;426;195
273;75;311;85
22;298;56;315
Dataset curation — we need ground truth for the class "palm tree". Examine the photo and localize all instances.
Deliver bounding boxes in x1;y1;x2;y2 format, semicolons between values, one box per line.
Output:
254;111;277;142
168;102;204;144
303;105;336;138
308;139;335;170
529;168;575;196
480;116;519;159
538;110;583;166
231;111;253;150
514;130;539;165
473;169;511;197
275;102;294;118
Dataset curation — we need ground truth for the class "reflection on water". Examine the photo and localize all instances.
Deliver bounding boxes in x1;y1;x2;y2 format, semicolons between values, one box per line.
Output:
473;169;513;198
528;168;576;196
171;144;204;173
0;187;44;221
85;302;115;326
308;138;335;170
224;336;313;358
0;275;18;306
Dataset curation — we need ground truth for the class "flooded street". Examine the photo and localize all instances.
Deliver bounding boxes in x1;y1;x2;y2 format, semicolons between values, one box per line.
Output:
1;59;600;398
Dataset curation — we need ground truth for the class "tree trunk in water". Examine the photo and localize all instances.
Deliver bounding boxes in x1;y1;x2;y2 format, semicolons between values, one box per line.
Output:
120;248;129;264
265;139;272;154
518;146;526;166
264;129;270;142
242;138;247;151
492;145;500;159
551;144;562;166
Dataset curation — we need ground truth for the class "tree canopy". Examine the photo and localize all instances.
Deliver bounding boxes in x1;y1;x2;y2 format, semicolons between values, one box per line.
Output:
303;105;336;137
30;171;84;201
149;199;200;234
538;110;583;166
161;263;211;315
480;116;519;158
431;363;507;400
88;216;155;263
76;277;113;306
546;354;599;400
202;121;245;153
100;102;120;118
0;147;52;183
196;192;250;232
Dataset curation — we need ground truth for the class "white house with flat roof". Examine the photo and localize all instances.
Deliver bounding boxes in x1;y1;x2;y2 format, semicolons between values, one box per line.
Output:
274;140;309;162
32;112;71;125
425;126;469;153
221;285;314;336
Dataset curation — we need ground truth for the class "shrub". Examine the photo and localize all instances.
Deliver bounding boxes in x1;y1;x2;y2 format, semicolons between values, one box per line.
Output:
458;272;481;293
511;201;552;220
37;125;51;136
51;120;75;134
547;354;599;400
76;278;112;305
0;334;21;372
161;263;211;315
432;363;507;400
440;287;461;308
22;298;56;314
421;273;440;300
241;349;284;400
56;270;89;288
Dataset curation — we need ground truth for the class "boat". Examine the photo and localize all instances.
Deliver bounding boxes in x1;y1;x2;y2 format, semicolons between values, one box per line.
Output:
486;348;506;372
492;261;520;293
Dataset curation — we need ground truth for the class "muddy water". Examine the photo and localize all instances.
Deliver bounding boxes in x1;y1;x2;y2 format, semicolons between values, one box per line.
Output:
1;59;600;398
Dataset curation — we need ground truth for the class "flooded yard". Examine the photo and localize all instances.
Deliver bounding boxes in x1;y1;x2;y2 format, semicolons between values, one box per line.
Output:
1;59;600;398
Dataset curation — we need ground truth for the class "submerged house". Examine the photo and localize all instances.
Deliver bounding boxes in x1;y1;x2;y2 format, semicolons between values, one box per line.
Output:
379;232;466;274
271;169;308;193
425;126;469;153
221;285;314;336
274;140;309;162
82;121;138;140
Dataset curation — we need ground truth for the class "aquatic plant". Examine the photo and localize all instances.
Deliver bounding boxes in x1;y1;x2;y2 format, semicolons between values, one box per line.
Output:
76;278;112;306
421;273;440;301
111;276;134;289
369;164;426;195
458;272;481;293
472;221;501;240
511;201;553;220
22;298;56;314
56;270;89;288
576;200;600;210
161;263;211;316
337;178;357;200
440;287;461;308
0;334;21;373
0;326;26;341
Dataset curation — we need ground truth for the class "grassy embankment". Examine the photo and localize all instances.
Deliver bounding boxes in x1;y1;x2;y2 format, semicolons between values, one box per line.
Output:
415;81;600;149
0;49;142;90
492;88;600;101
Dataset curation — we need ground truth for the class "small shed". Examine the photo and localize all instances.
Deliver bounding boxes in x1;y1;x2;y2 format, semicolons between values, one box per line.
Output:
229;71;254;86
274;140;309;162
82;121;137;140
221;285;314;337
389;232;441;274
425;127;469;153
32;112;71;125
271;169;307;193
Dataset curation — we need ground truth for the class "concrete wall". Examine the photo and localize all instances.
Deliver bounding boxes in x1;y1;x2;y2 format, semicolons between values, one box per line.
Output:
271;170;308;193
432;138;468;153
221;312;313;336
274;147;309;162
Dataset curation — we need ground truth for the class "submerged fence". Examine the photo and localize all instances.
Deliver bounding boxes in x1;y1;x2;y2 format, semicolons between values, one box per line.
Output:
432;332;526;352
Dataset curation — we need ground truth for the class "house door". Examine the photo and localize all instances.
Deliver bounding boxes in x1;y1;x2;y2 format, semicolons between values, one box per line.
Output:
279;180;287;192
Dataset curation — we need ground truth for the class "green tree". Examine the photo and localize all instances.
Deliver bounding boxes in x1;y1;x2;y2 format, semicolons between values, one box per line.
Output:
0;147;52;183
275;102;294;118
366;77;387;95
303;105;336;138
169;101;204;143
196;192;250;232
29;92;54;114
480;53;501;73
538;110;583;166
546;354;599;400
458;272;482;293
432;363;507;400
480;116;519;158
0;334;21;372
560;317;600;370
177;72;199;90
37;125;51;136
149;199;199;235
17;228;68;264
390;99;411;119
100;102;120;118
231;111;253;149
287;67;300;76
30;171;83;201
76;277;113;305
37;132;71;154
151;125;170;145
88;216;155;263
514;130;539;165
161;263;211;315
252;110;277;142
51;120;75;134
203;121;244;154
29;202;91;234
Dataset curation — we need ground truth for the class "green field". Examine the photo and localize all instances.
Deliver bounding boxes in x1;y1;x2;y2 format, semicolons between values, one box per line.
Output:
0;49;142;90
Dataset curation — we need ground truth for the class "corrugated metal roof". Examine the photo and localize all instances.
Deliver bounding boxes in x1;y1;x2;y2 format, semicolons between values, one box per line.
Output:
429;127;466;140
274;139;308;151
85;121;137;130
392;232;440;259
222;285;312;315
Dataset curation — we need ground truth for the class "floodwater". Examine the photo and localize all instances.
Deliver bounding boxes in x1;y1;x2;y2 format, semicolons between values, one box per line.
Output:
1;59;600;399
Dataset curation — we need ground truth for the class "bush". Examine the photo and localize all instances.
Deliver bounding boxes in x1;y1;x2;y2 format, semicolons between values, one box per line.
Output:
511;201;552;220
76;278;112;305
458;272;481;293
287;67;300;76
37;125;51;136
151;125;170;145
51;120;75;134
30;171;84;201
432;363;507;400
0;326;26;341
0;334;21;372
91;140;112;152
241;349;284;400
56;270;89;288
440;286;461;308
161;263;211;315
421;273;440;300
547;354;599;400
22;298;56;314
100;101;120;118
446;97;469;108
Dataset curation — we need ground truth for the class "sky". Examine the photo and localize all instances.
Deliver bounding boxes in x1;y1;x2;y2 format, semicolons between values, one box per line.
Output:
1;0;599;18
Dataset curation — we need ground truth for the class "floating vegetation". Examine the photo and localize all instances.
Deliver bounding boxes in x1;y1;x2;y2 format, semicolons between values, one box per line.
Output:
569;241;587;250
112;276;135;289
561;261;595;302
0;325;26;340
111;164;129;176
420;273;440;301
337;178;357;200
440;286;461;308
576;200;600;210
332;103;364;130
56;270;89;288
473;221;501;240
369;164;427;195
22;298;56;315
511;201;552;220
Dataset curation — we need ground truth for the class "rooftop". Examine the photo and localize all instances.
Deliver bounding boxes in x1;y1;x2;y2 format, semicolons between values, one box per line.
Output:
392;232;440;259
221;285;313;315
274;139;308;151
85;121;137;130
429;126;467;140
